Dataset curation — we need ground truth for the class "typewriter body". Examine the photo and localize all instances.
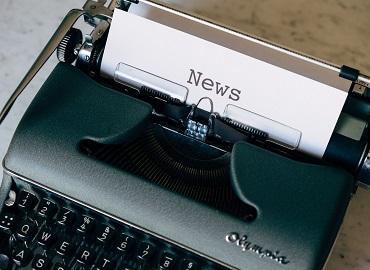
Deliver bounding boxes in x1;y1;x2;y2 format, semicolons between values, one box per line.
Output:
1;1;370;270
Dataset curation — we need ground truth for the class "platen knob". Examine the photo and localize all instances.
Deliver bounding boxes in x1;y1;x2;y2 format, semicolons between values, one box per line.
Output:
57;28;83;64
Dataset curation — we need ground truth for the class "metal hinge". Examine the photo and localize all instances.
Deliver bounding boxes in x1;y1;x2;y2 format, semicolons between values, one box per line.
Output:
352;79;370;96
121;0;139;3
340;65;370;96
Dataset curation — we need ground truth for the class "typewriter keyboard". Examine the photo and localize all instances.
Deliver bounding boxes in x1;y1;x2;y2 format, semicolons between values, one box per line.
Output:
0;177;227;270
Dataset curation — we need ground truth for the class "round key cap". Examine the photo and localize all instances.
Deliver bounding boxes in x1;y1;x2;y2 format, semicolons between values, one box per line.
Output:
76;247;96;266
37;199;58;219
0;254;10;270
12;244;33;267
137;242;156;262
95;254;116;270
180;259;198;270
56;207;75;227
0;213;16;231
16;191;38;212
116;234;135;253
54;262;67;270
96;225;115;244
55;239;75;256
15;219;37;239
31;254;52;270
37;227;55;246
159;252;177;270
76;215;94;234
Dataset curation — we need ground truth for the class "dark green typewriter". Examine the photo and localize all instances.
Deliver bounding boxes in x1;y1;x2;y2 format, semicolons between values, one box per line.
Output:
1;1;370;270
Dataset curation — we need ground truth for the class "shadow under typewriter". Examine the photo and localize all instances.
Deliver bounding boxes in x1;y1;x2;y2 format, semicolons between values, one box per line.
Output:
79;124;258;222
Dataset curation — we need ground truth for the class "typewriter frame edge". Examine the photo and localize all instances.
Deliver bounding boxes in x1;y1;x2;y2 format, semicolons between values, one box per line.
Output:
1;63;356;270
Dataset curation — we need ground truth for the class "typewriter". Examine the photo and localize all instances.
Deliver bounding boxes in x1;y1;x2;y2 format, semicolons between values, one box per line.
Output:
1;1;370;270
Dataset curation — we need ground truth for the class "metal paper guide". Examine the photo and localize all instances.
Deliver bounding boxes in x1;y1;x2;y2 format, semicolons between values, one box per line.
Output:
100;1;350;157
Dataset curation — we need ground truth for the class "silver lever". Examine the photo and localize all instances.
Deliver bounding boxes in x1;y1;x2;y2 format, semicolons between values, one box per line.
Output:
0;0;119;124
0;9;86;124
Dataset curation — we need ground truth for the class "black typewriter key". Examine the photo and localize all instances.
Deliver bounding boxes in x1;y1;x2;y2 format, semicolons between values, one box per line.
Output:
96;225;115;244
37;227;55;246
12;244;33;266
0;213;16;231
159;252;177;270
202;266;218;270
0;232;10;253
15;219;37;239
116;234;135;253
17;190;39;212
54;262;67;270
55;240;74;256
56;207;76;227
180;259;198;270
119;261;139;270
0;254;10;270
31;254;52;270
136;242;156;262
76;215;94;234
76;247;96;265
94;255;116;270
37;199;58;218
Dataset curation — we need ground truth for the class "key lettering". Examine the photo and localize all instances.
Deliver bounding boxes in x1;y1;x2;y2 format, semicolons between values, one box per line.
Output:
36;258;45;268
15;250;24;259
60;241;69;252
81;250;90;260
21;225;29;234
40;231;51;241
58;209;71;225
97;226;110;241
102;258;110;268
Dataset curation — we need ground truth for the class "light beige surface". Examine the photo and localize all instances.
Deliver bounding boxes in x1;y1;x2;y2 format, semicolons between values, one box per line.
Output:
0;0;370;269
158;0;370;75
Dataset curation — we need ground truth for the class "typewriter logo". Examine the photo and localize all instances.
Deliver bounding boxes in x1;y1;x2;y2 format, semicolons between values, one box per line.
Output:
225;232;290;265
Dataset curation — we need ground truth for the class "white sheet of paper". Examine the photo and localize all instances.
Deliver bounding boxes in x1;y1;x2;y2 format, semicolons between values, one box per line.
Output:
101;9;348;157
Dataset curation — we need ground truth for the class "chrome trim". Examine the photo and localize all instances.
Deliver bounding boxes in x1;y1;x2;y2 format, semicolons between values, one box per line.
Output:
2;165;235;270
0;9;86;124
358;75;370;86
0;0;118;124
114;62;189;103
357;145;370;189
223;104;302;150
